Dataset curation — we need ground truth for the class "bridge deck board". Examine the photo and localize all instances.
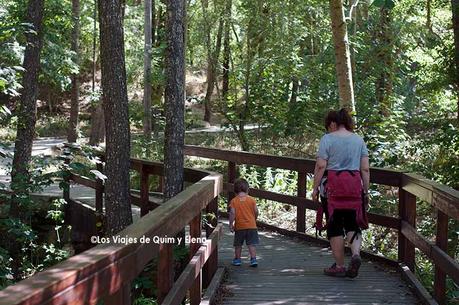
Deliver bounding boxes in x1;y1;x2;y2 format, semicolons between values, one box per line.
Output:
218;222;420;305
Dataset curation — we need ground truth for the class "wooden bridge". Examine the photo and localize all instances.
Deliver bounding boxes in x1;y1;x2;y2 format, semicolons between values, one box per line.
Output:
0;145;458;305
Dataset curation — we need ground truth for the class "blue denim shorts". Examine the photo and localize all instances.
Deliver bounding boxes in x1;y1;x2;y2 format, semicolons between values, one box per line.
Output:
234;229;259;246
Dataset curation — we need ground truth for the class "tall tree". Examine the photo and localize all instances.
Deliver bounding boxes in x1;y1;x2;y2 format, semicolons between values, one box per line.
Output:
11;0;45;205
98;0;132;234
375;5;393;117
452;0;459;121
143;0;153;137
222;0;232;101
68;0;80;143
329;0;355;112
9;0;45;279
202;0;223;124
164;0;186;199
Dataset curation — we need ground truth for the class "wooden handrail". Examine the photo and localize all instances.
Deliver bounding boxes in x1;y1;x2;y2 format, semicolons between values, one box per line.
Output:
0;159;223;305
184;145;404;186
402;173;459;220
162;224;223;305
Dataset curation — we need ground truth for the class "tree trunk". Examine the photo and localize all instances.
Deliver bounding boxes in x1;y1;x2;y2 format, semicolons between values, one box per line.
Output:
285;77;299;136
203;16;224;124
88;103;105;145
202;0;213;123
144;0;153;137
9;0;44;280
427;0;432;32
11;0;44;206
92;0;97;92
68;0;80;143
375;6;393;117
452;0;459;122
164;0;186;200
152;0;156;45
329;0;355;112
222;0;232;101
98;0;132;234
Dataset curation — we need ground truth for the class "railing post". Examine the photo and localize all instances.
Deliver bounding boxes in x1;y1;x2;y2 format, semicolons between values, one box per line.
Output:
95;178;104;214
398;187;416;271
140;165;149;216
227;161;236;205
296;172;307;233
63;157;70;202
157;176;165;193
434;210;448;305
203;197;218;288
190;213;202;305
157;243;174;304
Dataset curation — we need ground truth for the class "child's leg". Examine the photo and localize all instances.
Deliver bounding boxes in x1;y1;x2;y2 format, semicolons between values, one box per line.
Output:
234;246;242;259
248;245;256;258
346;231;361;256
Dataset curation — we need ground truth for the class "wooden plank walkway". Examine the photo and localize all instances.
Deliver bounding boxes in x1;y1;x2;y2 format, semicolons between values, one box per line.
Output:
218;222;420;305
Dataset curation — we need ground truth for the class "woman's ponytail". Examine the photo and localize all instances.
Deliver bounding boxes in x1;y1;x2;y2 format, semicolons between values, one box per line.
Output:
337;108;354;131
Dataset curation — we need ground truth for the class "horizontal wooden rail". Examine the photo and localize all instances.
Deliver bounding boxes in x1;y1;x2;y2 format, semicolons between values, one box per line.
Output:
69;173;99;189
184;145;403;186
223;183;401;229
401;221;459;284
0;169;222;305
402;173;459;220
162;224;223;305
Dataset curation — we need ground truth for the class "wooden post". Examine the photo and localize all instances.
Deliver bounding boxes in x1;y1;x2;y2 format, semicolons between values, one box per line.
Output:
63;170;70;202
190;213;202;305
296;172;307;233
398;188;416;271
203;197;218;288
104;283;131;305
140;165;149;216
157;243;174;304
227;161;236;206
94;158;104;213
434;210;448;305
95;178;104;214
157;175;165;193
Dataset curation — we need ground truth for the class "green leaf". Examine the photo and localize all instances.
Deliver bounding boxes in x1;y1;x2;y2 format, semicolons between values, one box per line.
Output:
69;162;87;172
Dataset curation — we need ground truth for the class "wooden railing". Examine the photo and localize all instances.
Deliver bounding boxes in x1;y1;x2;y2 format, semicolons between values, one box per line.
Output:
184;145;459;305
0;158;223;305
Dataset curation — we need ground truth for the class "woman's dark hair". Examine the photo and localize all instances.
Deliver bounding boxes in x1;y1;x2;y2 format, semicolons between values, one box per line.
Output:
234;178;249;193
337;108;354;131
324;110;339;130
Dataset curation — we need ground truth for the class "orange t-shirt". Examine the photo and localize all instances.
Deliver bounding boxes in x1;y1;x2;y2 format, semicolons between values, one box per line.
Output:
229;195;257;230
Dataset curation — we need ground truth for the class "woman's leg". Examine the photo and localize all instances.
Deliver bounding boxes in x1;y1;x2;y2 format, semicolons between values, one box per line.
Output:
330;236;345;267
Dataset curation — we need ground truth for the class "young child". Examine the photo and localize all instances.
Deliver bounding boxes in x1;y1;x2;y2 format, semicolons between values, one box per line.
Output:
229;178;259;267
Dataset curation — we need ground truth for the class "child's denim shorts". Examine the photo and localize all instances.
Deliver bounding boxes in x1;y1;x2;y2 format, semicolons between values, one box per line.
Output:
234;229;259;246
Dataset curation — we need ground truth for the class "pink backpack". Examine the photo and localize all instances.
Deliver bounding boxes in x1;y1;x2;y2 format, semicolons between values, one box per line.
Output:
314;170;368;234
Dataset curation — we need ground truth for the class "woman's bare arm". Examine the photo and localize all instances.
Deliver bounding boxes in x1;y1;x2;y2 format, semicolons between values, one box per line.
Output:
360;156;370;193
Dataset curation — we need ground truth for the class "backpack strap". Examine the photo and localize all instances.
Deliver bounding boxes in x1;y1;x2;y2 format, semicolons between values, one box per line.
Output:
349;231;359;244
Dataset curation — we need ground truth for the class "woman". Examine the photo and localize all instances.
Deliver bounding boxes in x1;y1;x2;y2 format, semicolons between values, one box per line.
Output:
312;108;370;278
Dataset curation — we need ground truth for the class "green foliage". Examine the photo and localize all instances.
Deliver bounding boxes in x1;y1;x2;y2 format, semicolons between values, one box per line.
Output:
133;295;157;305
372;0;396;9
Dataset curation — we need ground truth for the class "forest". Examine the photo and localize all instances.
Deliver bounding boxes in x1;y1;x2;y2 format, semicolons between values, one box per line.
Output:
0;0;458;304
